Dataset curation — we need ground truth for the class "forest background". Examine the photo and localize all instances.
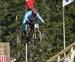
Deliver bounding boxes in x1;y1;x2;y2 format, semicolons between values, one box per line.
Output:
0;0;75;62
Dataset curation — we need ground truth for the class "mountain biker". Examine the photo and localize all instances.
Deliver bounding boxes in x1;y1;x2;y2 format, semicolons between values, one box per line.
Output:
23;10;44;33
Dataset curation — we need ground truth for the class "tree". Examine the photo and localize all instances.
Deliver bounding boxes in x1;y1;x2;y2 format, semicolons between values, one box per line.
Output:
0;0;75;62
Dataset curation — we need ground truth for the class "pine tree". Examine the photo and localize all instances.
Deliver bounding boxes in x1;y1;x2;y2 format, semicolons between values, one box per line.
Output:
0;0;75;62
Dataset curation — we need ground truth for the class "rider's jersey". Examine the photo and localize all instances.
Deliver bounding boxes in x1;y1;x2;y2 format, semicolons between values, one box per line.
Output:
23;10;44;24
25;0;35;11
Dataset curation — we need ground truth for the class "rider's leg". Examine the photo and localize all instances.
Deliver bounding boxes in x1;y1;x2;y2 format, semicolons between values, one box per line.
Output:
30;22;34;32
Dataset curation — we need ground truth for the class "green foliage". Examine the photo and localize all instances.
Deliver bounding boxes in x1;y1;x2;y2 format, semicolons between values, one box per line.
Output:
0;0;75;62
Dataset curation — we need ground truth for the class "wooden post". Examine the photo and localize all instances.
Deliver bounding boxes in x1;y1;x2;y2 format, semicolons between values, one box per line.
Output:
57;55;60;62
67;56;70;62
70;47;74;62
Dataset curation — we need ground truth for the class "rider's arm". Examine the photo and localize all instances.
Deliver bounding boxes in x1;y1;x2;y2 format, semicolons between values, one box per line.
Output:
23;15;29;24
36;13;44;24
23;11;32;24
25;11;32;22
25;16;29;22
